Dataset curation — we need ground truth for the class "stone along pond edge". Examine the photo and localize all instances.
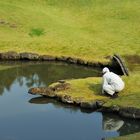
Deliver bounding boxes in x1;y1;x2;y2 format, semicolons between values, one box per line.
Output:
0;51;109;67
1;51;137;119
0;51;129;76
28;81;140;120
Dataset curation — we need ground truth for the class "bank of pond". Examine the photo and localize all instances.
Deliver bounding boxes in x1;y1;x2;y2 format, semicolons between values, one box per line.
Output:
0;62;139;140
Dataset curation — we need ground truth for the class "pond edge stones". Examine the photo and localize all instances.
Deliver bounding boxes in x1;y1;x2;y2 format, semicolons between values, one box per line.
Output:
28;81;140;120
0;51;135;119
0;51;129;75
0;51;108;68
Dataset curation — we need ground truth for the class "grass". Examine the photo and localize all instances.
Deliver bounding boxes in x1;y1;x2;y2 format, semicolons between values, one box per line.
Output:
29;28;45;37
108;132;140;140
104;72;140;108
0;0;139;108
0;1;139;139
51;77;108;102
50;68;140;108
0;0;140;62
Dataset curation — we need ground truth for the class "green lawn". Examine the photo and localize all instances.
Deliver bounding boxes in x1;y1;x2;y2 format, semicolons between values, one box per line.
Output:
0;0;140;62
0;0;140;108
0;1;140;139
50;70;140;109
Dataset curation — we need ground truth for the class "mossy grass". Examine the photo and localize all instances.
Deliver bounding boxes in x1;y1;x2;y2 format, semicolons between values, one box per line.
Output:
0;1;140;139
50;77;108;103
50;68;140;108
0;0;139;108
108;132;140;140
0;0;140;63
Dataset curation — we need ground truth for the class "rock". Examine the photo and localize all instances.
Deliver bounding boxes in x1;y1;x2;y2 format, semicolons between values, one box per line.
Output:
56;56;67;61
60;95;74;104
74;97;84;105
40;55;56;61
50;83;71;92
96;100;105;108
97;105;120;113
119;107;140;119
0;51;20;60
58;80;66;84
80;101;98;109
20;52;39;60
28;87;56;97
67;57;77;64
77;58;87;65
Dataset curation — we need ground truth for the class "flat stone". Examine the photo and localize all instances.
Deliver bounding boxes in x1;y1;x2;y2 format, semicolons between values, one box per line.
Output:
28;87;56;97
74;97;84;105
67;57;77;64
96;100;105;108
100;106;120;113
56;56;67;61
60;95;74;104
80;101;98;109
119;107;140;119
20;52;39;60
40;55;56;61
58;80;66;84
0;51;20;60
50;83;71;91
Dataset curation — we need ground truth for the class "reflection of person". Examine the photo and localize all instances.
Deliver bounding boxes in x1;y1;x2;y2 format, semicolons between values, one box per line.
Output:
102;67;125;97
103;118;124;131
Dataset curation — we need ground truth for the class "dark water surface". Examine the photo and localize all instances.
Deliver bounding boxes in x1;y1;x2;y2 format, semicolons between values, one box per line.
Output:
0;62;140;140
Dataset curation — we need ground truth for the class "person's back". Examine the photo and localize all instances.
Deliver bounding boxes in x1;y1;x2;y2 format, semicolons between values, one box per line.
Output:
103;71;125;91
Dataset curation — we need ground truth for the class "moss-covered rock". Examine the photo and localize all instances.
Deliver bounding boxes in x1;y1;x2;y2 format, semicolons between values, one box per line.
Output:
29;74;140;119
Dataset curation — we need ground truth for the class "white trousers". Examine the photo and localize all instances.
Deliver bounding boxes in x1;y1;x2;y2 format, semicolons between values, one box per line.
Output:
103;85;115;96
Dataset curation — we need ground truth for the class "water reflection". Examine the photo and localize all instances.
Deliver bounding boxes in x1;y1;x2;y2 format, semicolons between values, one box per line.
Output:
29;97;140;139
0;61;101;95
0;62;139;140
103;114;140;136
103;116;124;132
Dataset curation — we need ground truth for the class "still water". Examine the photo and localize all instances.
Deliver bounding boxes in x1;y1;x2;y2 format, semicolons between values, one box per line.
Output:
0;62;139;140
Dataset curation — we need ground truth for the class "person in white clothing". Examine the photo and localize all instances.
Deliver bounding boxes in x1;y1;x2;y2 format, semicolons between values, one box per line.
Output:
102;67;125;97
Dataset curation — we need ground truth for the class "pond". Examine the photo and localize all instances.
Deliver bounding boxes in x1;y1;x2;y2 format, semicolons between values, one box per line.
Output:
0;61;140;140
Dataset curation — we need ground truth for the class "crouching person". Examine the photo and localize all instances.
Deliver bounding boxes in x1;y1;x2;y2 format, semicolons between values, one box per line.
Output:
102;67;125;98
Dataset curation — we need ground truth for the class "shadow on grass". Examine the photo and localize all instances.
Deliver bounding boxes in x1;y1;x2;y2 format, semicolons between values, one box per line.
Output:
87;83;104;96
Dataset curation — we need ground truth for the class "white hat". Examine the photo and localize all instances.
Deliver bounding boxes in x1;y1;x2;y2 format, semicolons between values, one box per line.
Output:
102;67;110;74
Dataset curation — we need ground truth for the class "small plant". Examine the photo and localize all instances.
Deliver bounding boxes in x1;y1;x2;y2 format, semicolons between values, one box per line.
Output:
29;28;45;37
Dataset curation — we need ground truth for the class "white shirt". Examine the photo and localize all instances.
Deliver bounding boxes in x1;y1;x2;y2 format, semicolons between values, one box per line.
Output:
103;72;125;91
